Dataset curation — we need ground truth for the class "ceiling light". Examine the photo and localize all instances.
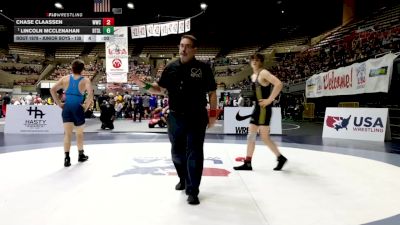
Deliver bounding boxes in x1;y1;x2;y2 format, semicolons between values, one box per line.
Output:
127;2;134;9
54;2;63;9
200;3;208;11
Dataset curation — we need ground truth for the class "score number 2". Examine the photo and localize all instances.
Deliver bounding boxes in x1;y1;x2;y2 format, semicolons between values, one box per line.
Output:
102;18;115;26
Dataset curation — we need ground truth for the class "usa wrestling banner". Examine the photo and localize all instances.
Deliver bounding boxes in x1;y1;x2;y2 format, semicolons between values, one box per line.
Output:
106;26;128;82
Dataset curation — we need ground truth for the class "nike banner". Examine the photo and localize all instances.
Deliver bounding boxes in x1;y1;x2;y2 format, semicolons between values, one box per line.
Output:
223;107;282;134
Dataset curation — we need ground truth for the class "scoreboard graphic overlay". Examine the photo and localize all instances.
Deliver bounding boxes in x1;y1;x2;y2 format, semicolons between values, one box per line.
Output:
14;18;115;42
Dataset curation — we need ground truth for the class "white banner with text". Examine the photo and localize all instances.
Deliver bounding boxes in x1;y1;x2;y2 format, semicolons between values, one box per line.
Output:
322;107;389;142
131;18;190;39
223;107;282;134
306;53;397;98
106;26;128;82
5;105;63;134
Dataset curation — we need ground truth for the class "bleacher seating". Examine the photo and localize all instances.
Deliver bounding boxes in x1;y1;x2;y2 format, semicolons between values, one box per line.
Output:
142;45;177;57
260;37;309;54
226;45;260;58
88;43;105;57
8;44;45;59
0;62;42;75
55;44;84;59
270;3;400;85
314;4;400;50
196;46;220;60
128;43;136;57
48;63;99;81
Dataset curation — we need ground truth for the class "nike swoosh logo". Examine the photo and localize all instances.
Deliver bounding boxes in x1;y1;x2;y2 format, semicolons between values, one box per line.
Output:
236;111;252;121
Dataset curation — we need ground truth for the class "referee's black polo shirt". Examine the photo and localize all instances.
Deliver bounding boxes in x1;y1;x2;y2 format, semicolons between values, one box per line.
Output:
158;58;216;114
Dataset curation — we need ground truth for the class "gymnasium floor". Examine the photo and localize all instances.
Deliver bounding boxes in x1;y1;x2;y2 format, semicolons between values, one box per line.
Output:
0;118;400;225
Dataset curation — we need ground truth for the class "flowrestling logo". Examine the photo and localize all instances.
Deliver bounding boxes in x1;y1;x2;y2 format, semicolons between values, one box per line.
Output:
326;114;384;133
113;157;231;177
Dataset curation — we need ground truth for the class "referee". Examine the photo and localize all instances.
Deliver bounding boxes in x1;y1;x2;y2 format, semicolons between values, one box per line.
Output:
133;35;217;205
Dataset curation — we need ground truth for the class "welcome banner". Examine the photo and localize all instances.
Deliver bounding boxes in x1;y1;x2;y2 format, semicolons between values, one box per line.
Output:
306;53;397;98
131;18;190;39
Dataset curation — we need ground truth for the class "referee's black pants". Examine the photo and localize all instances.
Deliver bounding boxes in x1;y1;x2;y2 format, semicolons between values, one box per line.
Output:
167;109;208;196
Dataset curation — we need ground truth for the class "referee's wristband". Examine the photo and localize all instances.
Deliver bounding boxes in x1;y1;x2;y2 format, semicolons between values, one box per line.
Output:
143;82;152;90
209;109;217;117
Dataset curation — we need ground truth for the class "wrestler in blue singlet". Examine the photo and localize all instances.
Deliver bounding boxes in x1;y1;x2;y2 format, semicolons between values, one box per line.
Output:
62;75;85;126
